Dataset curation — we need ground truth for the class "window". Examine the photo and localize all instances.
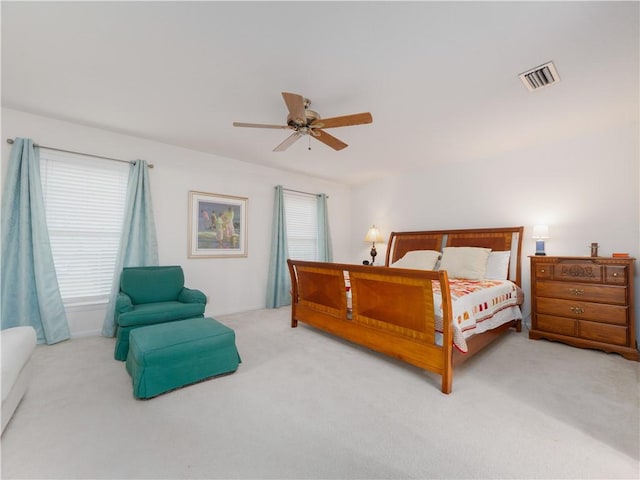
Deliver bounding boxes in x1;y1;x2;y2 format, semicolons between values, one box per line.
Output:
283;191;318;261
40;149;130;305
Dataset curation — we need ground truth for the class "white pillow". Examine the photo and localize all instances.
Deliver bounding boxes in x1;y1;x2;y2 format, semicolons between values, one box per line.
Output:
485;251;511;280
438;247;491;280
390;250;440;270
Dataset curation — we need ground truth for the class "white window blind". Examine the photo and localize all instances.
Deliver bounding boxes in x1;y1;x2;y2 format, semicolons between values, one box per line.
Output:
284;191;318;261
40;149;130;305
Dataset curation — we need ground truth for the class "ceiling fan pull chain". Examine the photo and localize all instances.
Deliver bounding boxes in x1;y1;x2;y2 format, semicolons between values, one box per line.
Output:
308;135;311;151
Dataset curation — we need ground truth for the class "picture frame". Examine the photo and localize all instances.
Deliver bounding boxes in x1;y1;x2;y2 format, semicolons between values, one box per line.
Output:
188;191;248;258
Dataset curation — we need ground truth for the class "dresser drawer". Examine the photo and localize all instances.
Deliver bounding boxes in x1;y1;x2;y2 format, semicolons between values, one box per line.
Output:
536;314;577;336
553;262;602;283
579;321;628;346
534;263;553;279
536;297;627;325
536;281;627;305
605;266;628;285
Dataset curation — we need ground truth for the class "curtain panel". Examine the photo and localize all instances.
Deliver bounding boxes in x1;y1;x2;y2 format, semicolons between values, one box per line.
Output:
1;138;70;344
317;193;333;262
102;160;159;337
265;185;291;308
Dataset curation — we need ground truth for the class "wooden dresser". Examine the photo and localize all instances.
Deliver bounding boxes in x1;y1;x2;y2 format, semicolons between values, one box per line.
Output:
529;256;638;360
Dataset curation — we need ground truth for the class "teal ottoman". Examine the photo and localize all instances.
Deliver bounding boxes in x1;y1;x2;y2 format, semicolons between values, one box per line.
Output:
126;317;241;399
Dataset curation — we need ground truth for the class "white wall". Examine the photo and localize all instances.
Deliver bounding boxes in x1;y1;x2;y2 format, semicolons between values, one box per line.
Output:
351;123;640;336
4;107;639;346
1;108;352;337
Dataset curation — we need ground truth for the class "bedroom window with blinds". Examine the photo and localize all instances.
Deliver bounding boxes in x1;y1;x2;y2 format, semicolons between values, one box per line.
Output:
39;149;129;306
283;190;318;261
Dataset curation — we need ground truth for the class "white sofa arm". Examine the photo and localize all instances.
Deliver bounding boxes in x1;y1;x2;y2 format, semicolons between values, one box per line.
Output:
1;326;37;434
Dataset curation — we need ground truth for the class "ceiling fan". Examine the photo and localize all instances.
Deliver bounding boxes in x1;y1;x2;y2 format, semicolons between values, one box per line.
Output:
233;92;373;152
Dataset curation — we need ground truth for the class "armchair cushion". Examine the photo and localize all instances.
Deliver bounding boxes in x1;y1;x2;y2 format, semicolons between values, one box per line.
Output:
120;266;185;304
117;301;205;328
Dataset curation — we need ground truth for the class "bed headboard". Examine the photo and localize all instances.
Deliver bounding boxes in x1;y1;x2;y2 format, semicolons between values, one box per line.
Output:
385;226;524;286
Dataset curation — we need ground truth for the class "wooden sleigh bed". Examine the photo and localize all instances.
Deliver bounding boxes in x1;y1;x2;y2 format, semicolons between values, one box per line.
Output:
287;226;524;394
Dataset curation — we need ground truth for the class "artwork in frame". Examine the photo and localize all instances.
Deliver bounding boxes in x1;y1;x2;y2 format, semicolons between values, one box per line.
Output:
188;191;248;258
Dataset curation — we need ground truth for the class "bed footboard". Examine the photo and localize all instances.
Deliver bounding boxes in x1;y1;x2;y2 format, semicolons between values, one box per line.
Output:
287;260;454;393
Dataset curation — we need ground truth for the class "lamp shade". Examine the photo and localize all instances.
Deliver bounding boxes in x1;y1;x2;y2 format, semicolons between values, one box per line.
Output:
532;225;549;239
365;225;383;243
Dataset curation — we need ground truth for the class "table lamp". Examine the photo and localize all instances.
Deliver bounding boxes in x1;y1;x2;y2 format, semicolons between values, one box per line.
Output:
532;225;549;256
365;225;384;265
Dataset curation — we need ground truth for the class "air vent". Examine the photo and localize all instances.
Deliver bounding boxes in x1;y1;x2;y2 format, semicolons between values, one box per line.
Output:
519;61;560;91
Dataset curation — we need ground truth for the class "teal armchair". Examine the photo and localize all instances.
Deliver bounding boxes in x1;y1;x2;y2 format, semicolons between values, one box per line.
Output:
114;266;207;361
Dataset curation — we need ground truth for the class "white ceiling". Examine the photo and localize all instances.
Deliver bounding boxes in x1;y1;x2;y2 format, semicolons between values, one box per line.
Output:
2;1;638;185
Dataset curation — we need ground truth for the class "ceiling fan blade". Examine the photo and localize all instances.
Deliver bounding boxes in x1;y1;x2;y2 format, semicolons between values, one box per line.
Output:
313;129;348;151
311;112;373;129
233;122;290;129
273;132;303;152
281;92;306;124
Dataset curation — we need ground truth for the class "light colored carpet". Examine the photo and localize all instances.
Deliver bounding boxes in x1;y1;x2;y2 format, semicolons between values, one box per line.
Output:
1;307;638;479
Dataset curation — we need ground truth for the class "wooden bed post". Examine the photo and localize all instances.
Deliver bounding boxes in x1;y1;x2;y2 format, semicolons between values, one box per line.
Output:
439;270;454;394
287;259;298;328
442;362;453;394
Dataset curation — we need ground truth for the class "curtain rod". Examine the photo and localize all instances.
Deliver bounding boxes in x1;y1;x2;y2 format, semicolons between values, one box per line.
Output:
5;138;154;168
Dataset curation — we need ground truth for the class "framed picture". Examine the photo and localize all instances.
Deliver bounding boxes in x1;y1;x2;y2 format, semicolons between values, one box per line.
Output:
188;191;248;258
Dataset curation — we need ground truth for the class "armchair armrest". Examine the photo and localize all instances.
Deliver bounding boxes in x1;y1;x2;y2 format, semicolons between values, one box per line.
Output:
115;292;134;314
178;287;207;305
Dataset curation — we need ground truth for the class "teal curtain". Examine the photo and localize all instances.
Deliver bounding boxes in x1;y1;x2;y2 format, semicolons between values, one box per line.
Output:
317;193;333;262
102;160;158;336
265;185;291;308
0;138;70;344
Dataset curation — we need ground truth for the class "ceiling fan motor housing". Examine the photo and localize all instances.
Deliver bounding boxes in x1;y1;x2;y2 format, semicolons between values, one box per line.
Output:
287;108;320;127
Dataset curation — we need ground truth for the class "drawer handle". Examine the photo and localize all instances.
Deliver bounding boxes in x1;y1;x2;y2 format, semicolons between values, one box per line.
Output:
570;306;585;314
540;269;545;273
612;273;618;277
569;288;584;296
